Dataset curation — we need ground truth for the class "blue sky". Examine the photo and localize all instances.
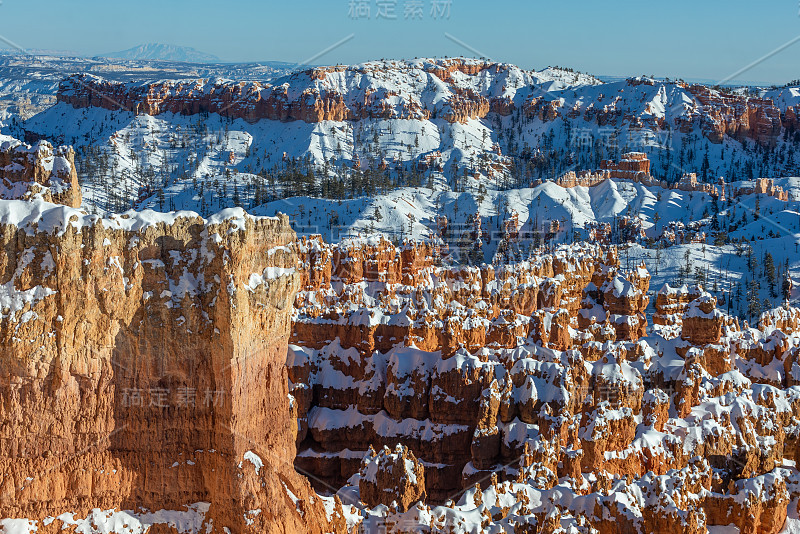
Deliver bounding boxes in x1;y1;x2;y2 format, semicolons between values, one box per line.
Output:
1;0;799;84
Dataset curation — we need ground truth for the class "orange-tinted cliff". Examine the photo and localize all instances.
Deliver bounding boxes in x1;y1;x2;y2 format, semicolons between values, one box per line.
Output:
0;201;329;533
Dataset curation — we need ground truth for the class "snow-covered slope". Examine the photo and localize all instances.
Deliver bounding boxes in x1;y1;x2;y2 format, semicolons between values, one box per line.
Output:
765;85;800;108
0;54;299;123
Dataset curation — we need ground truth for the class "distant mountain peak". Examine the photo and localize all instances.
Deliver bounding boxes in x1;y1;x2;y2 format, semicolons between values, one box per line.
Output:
99;43;220;63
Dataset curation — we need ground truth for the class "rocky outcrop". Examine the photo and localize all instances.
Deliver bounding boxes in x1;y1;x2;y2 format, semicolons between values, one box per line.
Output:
558;154;734;208
786;105;800;131
599;267;650;341
57;59;515;126
600;151;651;179
304;298;800;532
290;239;657;501
527;80;786;148
358;444;426;511
0;201;328;533
681;292;725;346
55;61;788;151
286;231;800;533
735;178;789;202
0;137;81;207
291;238;637;358
654;284;705;333
556;169;611;188
686;85;783;147
3;184;800;533
760;304;800;334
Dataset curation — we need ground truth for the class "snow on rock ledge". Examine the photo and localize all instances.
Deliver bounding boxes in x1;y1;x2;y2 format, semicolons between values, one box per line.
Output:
359;444;426;512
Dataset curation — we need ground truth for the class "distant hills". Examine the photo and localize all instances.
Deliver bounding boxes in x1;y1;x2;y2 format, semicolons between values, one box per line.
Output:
99;43;220;63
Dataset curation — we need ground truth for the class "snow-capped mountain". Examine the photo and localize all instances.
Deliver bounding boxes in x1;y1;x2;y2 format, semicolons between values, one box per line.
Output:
99;43;220;63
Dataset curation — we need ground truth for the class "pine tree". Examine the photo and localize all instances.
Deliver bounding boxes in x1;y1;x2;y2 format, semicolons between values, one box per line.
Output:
701;151;710;180
695;266;706;286
746;246;756;274
764;252;777;298
747;279;762;321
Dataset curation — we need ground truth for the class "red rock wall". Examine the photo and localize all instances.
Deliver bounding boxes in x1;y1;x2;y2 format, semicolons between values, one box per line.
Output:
57;60;513;126
687;85;783;147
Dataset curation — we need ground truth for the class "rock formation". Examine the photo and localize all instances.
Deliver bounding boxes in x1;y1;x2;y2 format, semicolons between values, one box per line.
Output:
556;153;729;200
289;238;651;500
735;178;790;202
287;238;800;533
3;200;800;532
600;151;651;180
54;62;790;150
654;284;706;334
57;59;513;126
3;135;800;532
0;192;328;532
685;85;783;147
0;137;81;207
358;444;426;511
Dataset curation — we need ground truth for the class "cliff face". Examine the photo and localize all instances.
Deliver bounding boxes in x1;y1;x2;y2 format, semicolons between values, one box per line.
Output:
55;58;524;127
0;201;327;533
57;60;509;126
4;196;800;532
57;70;789;152
291;238;643;358
686;85;783;147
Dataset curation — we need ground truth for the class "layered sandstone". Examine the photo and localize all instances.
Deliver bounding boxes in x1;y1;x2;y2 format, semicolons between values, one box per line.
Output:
0;200;328;533
359;444;426;511
654;284;705;331
600;151;651;180
3;202;800;532
300;298;800;533
735;177;789;202
55;62;788;150
289;239;656;502
290;238;642;358
57;59;514;126
286;234;800;533
557;153;727;201
685;85;783;147
3;135;800;532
